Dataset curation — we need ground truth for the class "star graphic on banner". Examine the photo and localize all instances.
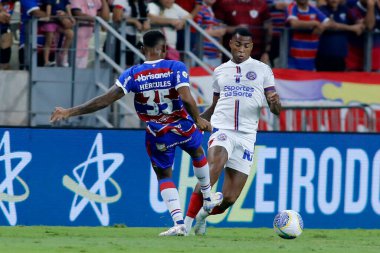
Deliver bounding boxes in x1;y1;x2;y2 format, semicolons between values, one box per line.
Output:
62;133;124;226
0;131;31;226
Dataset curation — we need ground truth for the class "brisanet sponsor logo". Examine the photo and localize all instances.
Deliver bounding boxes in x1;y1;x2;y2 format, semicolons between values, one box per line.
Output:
136;71;173;82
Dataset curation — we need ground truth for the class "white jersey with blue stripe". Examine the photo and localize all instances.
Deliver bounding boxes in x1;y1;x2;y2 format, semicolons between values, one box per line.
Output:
211;57;275;134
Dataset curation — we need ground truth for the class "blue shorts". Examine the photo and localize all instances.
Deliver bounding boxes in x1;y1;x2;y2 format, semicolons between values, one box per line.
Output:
145;128;203;169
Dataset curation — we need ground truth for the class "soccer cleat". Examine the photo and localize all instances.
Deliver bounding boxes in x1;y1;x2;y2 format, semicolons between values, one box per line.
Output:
193;211;207;236
158;224;187;236
203;192;223;213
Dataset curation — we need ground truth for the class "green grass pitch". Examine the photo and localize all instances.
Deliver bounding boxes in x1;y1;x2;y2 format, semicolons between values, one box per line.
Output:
0;226;379;253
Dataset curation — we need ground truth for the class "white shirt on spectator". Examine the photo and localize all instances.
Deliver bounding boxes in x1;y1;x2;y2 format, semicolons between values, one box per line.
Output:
113;0;141;36
147;2;189;48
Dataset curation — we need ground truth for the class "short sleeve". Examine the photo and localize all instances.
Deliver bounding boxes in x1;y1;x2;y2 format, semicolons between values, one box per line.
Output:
174;62;190;89
315;7;328;23
286;4;298;21
147;2;160;16
115;68;133;94
173;4;190;19
263;65;275;90
21;0;40;16
212;69;221;94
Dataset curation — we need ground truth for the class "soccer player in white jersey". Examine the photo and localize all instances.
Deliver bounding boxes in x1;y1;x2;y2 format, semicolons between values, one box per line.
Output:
50;30;223;236
184;28;282;235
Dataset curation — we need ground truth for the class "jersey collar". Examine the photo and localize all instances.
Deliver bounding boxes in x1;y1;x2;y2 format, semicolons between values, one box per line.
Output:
144;59;165;64
229;57;253;66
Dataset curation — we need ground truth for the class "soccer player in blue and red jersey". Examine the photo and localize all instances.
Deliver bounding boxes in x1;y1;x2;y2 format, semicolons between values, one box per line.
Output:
50;30;223;236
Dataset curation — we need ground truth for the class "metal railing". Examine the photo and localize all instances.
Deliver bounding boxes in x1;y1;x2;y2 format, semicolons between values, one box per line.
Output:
259;104;376;132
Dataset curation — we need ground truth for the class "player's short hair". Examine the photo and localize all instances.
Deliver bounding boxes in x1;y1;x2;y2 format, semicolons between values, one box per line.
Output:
143;30;166;48
231;28;253;38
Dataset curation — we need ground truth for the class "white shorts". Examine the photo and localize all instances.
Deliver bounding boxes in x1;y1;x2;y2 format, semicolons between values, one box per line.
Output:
208;129;256;175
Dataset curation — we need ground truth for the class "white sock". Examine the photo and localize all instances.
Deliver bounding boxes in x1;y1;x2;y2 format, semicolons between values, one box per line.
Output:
193;155;211;199
197;208;210;219
184;216;194;231
159;179;184;225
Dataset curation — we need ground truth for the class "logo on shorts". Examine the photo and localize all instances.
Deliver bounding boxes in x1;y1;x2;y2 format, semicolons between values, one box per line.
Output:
246;71;257;80
217;133;227;141
156;143;167;152
243;149;254;161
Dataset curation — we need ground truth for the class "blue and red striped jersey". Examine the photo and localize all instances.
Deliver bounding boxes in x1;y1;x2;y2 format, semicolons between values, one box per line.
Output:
116;59;197;136
194;5;223;59
287;2;328;70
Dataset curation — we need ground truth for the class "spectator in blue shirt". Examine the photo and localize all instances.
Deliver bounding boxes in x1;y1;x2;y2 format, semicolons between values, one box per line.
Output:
316;0;364;71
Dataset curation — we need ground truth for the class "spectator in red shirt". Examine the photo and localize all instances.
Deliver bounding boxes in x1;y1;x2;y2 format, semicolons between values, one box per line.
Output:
213;0;273;64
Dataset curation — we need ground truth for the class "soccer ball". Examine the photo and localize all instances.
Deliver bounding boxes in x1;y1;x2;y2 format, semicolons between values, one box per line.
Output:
273;210;304;239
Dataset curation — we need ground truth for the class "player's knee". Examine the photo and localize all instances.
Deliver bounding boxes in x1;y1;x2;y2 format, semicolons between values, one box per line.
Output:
209;159;225;172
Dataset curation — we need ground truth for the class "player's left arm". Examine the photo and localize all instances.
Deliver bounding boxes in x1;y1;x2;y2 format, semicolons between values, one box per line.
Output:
265;88;281;116
264;65;281;116
177;86;212;132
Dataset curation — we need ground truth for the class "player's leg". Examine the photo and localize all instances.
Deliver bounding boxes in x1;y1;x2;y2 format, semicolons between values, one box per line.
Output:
152;165;186;236
185;145;211;198
184;145;228;234
194;167;248;235
145;132;186;236
209;167;248;213
194;130;254;235
182;129;220;208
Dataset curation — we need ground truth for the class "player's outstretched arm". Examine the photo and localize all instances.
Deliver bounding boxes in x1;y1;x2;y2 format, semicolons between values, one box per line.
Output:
177;86;212;132
265;90;282;116
200;94;219;122
50;84;125;123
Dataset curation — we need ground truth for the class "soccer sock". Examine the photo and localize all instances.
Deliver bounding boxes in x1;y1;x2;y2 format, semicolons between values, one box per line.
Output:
184;216;194;232
159;178;184;225
197;208;210;219
186;192;203;218
192;155;211;199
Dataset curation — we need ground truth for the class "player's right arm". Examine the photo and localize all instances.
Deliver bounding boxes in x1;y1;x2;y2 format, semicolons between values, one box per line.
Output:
200;67;221;121
50;85;125;123
200;94;219;122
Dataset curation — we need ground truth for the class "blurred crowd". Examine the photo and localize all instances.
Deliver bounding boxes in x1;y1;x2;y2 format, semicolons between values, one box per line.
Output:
0;0;379;71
